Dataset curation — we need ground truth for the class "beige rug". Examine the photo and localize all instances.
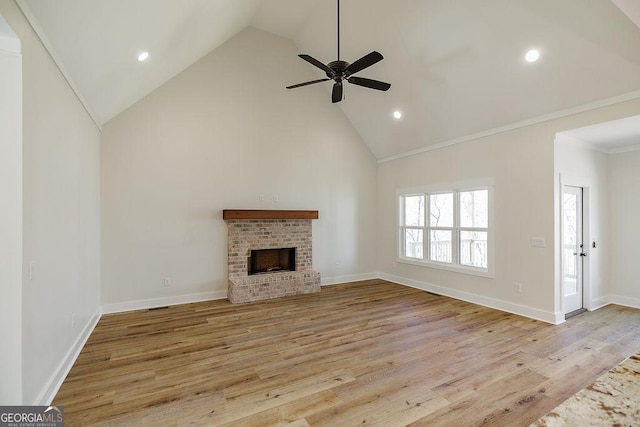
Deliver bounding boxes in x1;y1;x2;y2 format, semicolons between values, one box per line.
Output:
531;352;640;426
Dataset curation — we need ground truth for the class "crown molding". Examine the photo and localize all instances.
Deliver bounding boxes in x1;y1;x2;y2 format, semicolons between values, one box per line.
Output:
378;89;640;164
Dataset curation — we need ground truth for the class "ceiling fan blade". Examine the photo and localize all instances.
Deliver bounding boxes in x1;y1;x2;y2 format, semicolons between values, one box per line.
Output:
298;54;333;75
347;76;391;91
286;78;331;89
332;82;343;103
345;51;384;76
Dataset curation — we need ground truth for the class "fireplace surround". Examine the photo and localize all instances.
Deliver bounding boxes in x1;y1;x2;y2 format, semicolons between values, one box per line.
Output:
224;210;321;303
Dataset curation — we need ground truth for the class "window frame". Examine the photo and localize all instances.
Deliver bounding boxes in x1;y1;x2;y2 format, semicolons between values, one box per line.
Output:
397;181;494;278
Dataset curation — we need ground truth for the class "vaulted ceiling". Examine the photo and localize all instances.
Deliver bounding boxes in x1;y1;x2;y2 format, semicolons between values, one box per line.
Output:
18;0;640;159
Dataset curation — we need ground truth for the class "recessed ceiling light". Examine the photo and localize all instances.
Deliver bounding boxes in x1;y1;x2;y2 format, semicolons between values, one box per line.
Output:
393;111;402;119
137;51;149;62
525;49;540;63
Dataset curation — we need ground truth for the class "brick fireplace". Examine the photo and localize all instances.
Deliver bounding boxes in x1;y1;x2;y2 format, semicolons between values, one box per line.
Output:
223;210;321;303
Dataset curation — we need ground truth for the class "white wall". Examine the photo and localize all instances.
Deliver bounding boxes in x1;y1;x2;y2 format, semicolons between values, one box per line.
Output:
610;149;640;306
378;122;557;322
0;13;22;405
377;98;640;324
554;137;610;310
0;1;102;404
101;27;378;308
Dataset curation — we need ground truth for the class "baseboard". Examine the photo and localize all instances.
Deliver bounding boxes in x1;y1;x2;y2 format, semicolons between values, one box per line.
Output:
101;291;228;314
589;295;612;311
321;272;379;287
610;294;640;310
379;273;560;324
102;277;384;313
552;311;566;324
34;309;102;405
588;295;640;311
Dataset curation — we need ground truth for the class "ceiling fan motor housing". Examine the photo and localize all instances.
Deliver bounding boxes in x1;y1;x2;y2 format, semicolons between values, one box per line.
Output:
327;60;350;81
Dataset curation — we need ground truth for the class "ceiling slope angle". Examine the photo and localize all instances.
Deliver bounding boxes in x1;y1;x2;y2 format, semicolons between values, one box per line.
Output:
21;0;262;125
19;0;640;160
285;0;640;160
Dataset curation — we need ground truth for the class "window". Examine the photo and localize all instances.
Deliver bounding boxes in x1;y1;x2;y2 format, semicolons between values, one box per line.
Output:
399;186;491;274
401;195;424;259
429;193;454;263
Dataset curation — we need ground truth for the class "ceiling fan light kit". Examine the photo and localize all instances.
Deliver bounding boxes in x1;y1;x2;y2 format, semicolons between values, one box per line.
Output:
286;0;391;103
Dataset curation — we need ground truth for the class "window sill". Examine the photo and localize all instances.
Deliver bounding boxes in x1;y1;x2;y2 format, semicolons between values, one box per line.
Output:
396;257;494;279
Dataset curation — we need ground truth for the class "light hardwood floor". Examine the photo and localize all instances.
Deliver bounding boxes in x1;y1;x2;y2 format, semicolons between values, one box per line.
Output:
54;279;640;426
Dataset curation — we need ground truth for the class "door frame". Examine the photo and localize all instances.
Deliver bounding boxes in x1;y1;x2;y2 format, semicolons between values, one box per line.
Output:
558;174;591;316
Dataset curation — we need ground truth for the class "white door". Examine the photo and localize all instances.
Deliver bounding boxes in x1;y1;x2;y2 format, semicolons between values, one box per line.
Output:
562;186;584;314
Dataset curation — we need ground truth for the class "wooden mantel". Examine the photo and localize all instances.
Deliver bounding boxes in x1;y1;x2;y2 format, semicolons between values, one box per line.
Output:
223;209;319;220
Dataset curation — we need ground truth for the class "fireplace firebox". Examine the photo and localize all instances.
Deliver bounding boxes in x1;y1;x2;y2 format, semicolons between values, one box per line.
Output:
248;248;296;275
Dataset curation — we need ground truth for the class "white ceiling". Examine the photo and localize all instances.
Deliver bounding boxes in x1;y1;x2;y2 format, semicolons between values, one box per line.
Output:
18;0;640;160
559;115;640;153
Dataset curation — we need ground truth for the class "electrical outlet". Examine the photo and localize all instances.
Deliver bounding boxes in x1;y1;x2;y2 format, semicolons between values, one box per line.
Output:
163;277;172;287
515;283;523;293
530;237;546;248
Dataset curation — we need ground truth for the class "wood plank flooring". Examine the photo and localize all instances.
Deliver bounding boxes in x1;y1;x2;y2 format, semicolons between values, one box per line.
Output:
53;279;640;426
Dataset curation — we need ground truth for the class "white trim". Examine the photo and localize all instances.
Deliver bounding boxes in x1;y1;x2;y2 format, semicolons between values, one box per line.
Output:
396;178;495;196
610;294;640;310
321;272;379;286
0;37;20;54
378;90;640;164
0;46;21;56
396;257;494;278
587;294;640;311
590;295;612;311
14;0;102;132
379;272;562;324
34;309;102;405
555;133;609;154
607;143;640;154
101;291;227;314
555;133;640;155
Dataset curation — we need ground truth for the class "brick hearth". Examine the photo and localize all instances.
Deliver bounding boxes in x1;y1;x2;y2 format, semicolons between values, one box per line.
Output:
224;212;320;303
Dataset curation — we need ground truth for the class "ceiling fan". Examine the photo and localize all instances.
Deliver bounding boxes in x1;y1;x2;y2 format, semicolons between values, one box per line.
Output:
286;0;391;103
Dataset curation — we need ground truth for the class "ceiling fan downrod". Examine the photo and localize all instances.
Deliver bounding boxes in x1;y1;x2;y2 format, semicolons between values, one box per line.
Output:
337;0;340;61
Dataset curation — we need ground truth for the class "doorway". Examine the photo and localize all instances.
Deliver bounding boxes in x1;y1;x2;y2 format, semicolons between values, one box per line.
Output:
0;12;23;404
562;185;585;315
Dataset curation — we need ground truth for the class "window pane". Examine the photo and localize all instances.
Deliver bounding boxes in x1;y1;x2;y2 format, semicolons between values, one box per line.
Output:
430;230;452;263
562;193;578;295
403;195;425;226
460;190;488;228
404;229;423;259
430;193;454;227
460;231;488;268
